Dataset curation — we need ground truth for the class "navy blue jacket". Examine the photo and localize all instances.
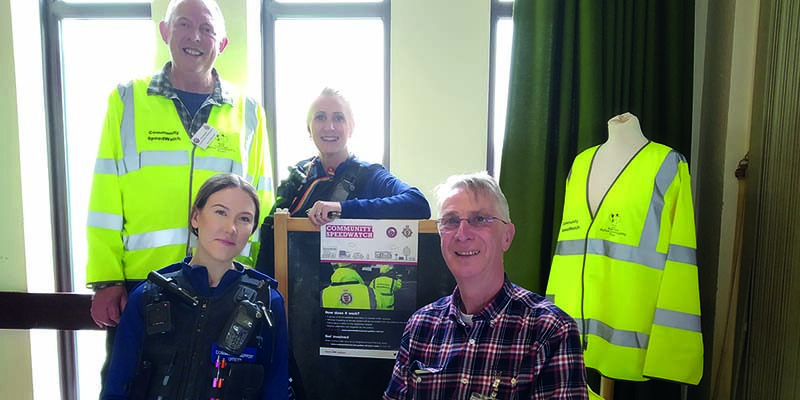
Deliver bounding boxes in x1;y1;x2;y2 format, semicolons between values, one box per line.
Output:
277;155;431;219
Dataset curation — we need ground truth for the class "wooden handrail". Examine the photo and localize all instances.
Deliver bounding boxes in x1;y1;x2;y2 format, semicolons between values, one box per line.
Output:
0;218;439;332
0;291;99;330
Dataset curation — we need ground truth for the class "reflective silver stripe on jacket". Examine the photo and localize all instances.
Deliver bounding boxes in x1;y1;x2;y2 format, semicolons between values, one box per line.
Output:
255;175;270;192
94;158;118;175
237;97;257;177
555;150;697;270
653;308;702;332
575;318;650;349
549;294;702;348
87;211;123;231
119;82;139;172
125;227;187;251
126;231;254;255
555;239;668;271
639;151;685;251
574;309;701;350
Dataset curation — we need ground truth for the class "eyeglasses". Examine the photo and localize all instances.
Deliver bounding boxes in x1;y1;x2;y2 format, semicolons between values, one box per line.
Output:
437;215;508;232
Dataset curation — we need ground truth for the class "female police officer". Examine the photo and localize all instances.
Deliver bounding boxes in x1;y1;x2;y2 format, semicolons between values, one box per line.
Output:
102;174;288;399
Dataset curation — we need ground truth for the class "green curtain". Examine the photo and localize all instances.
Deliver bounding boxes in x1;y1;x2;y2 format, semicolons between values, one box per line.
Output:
499;0;695;397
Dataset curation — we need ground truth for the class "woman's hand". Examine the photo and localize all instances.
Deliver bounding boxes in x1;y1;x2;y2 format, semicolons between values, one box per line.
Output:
306;200;342;227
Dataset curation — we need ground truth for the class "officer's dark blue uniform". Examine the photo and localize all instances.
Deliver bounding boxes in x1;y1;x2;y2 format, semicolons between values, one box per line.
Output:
101;258;288;400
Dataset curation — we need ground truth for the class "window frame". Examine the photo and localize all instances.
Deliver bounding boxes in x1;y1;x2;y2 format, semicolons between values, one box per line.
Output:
41;3;152;399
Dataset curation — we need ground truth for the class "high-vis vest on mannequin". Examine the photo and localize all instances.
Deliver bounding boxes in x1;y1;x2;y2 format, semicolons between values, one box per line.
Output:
546;141;703;384
86;77;273;284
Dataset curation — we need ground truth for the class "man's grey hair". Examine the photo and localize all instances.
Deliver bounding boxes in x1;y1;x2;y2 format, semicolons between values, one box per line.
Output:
435;172;511;221
306;87;355;128
164;0;227;38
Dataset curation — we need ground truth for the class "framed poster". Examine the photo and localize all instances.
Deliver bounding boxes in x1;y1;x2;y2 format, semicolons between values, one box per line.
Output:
273;212;455;400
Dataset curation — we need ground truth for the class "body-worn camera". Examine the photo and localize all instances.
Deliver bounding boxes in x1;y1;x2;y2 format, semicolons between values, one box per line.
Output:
145;271;200;335
145;301;172;335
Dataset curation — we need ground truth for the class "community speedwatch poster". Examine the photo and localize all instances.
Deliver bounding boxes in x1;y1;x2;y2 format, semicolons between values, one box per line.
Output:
318;219;418;359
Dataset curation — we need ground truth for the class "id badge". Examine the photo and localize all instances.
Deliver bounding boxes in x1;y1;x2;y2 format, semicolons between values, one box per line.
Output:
191;123;219;149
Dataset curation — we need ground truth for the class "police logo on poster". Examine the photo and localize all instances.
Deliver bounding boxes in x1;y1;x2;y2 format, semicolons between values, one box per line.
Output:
339;290;353;305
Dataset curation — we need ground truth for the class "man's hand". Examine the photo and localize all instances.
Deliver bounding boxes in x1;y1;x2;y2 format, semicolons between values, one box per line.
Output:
90;285;128;328
306;200;342;227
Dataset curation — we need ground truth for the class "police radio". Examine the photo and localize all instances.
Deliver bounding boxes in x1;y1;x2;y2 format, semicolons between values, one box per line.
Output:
218;299;274;355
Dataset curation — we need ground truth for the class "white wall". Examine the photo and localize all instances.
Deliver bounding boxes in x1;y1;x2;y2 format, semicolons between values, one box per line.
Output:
390;1;491;215
0;0;33;397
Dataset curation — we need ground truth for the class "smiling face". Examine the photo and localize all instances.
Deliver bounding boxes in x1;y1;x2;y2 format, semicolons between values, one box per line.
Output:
190;187;256;270
159;0;228;80
307;95;354;161
438;187;515;285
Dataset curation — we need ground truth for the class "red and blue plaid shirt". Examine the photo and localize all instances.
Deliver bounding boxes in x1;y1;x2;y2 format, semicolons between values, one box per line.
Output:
384;277;588;399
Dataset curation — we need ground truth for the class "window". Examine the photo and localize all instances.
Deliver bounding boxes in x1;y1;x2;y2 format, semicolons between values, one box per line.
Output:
39;1;388;398
61;18;157;400
262;0;389;182
41;3;153;399
272;19;385;180
489;0;513;176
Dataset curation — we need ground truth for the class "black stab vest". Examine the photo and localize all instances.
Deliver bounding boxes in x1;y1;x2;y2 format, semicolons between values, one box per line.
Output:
133;271;273;400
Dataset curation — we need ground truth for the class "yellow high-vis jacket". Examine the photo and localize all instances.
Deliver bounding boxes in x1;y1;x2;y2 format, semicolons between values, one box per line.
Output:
546;141;703;384
86;76;273;285
322;267;377;310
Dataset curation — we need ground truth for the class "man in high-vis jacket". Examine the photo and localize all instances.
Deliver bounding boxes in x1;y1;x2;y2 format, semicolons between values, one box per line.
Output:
86;0;273;369
368;265;403;310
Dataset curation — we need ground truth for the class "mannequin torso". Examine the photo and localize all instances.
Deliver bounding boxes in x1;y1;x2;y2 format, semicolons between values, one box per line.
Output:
587;112;649;215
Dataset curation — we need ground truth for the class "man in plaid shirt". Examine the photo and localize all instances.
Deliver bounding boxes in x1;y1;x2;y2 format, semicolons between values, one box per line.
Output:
384;172;589;399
